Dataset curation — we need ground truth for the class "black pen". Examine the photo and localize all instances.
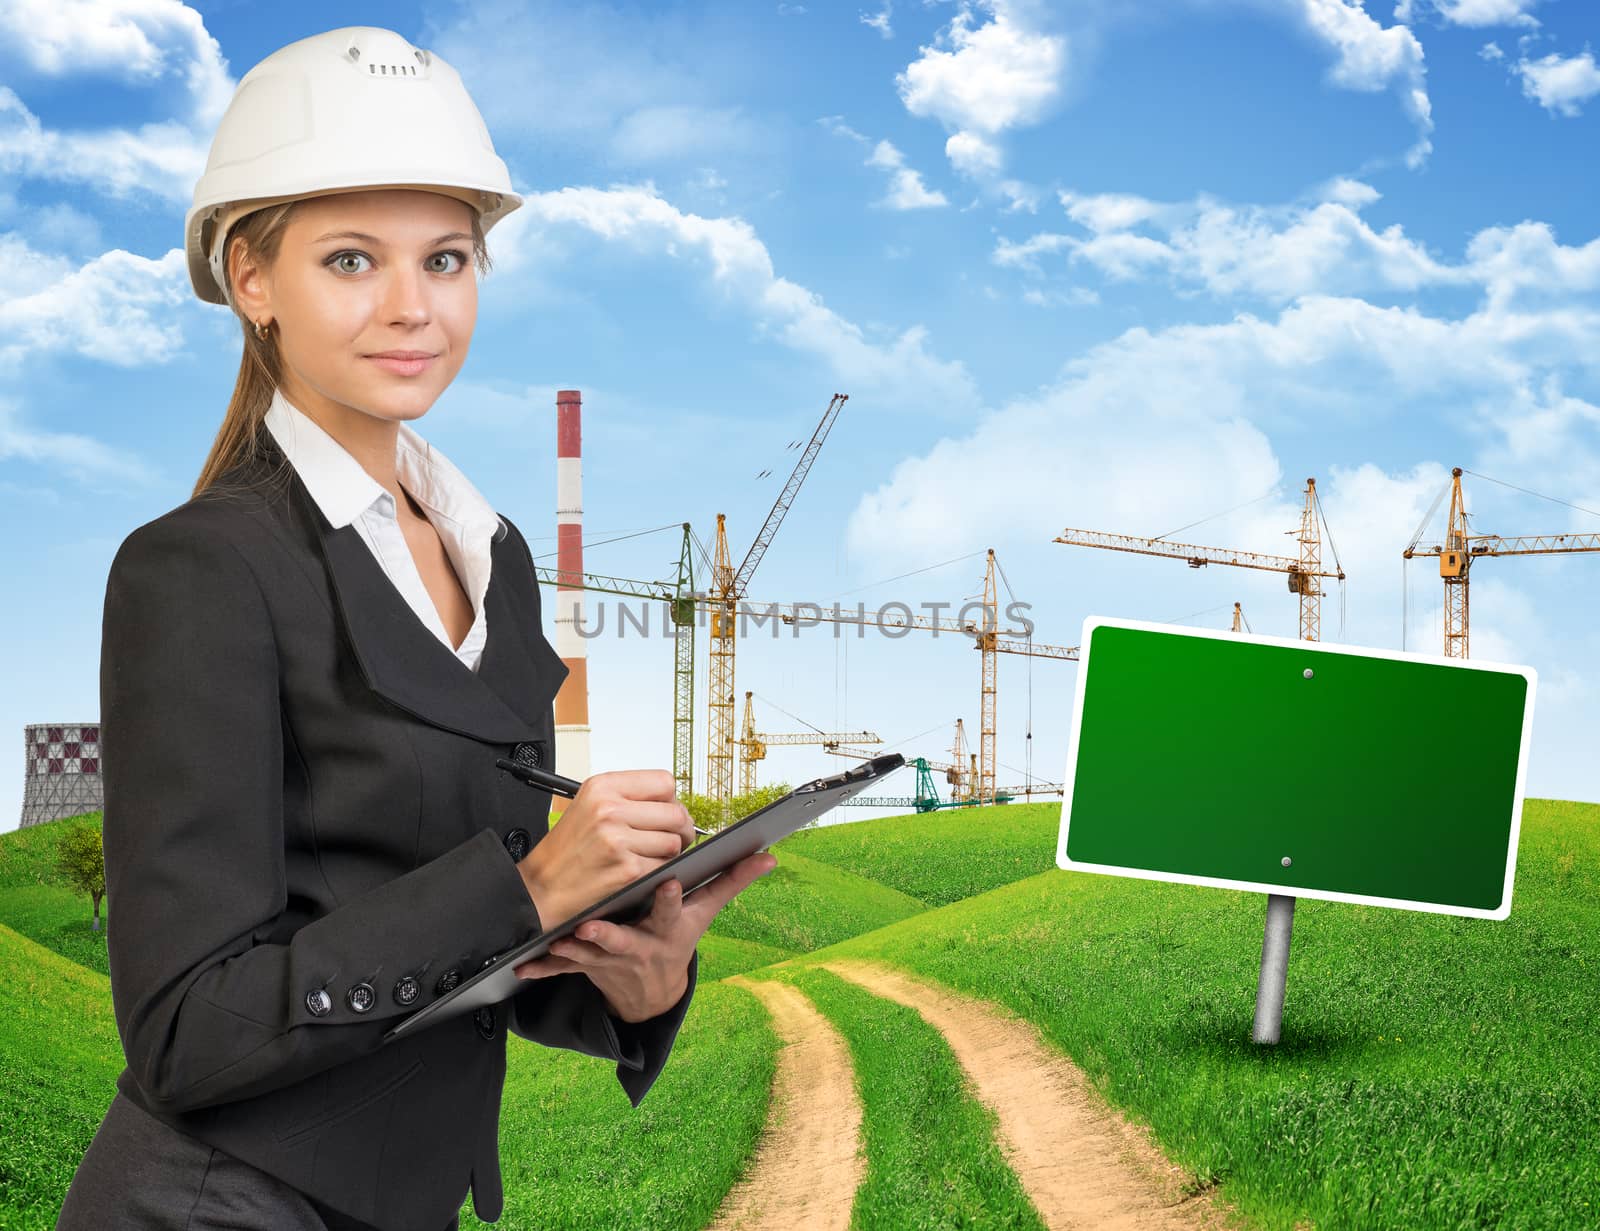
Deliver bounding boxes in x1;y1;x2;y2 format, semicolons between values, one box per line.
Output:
495;757;712;835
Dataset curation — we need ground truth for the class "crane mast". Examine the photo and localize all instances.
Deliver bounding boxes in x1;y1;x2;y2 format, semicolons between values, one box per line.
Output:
1403;466;1600;658
705;394;850;822
1055;478;1343;642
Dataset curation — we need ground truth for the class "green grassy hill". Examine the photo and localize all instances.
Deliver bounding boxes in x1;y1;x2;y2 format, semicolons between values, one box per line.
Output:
0;923;123;1227
702;846;926;953
777;801;1060;905
784;797;1600;1230
0;812;109;975
16;796;1595;1228
0;808;943;1229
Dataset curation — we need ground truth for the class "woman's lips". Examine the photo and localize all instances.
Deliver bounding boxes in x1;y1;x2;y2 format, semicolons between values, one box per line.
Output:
365;353;437;376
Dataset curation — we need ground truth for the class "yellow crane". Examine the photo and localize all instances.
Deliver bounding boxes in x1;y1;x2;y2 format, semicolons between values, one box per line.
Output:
763;550;1077;804
1402;466;1600;658
705;393;850;821
737;691;880;794
1054;478;1345;641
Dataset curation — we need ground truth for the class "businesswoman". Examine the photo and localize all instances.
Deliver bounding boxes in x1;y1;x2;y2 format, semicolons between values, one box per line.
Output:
57;25;774;1231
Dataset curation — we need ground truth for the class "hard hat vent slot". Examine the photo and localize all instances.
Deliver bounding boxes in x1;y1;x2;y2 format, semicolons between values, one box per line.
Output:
369;63;420;76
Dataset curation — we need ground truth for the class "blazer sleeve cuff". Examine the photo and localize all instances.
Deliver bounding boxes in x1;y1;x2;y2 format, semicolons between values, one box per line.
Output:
508;950;698;1108
614;948;698;1108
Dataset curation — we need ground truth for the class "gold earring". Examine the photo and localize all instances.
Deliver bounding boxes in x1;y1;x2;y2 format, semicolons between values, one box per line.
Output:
253;319;271;341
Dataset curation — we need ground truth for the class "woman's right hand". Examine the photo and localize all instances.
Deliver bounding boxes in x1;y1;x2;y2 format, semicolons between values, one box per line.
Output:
515;769;697;929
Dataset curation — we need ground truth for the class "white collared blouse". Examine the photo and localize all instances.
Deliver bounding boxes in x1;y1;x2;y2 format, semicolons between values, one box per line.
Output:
262;387;505;674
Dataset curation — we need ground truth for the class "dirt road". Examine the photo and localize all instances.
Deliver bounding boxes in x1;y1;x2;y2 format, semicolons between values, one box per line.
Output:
708;976;865;1231
822;959;1235;1231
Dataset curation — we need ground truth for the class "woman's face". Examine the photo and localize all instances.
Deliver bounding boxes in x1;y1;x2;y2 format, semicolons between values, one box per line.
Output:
238;188;478;426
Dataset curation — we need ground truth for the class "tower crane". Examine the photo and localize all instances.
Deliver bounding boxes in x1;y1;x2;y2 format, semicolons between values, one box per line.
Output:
1402;466;1600;658
1055;478;1345;641
706;394;850;821
759;550;1076;805
737;690;880;794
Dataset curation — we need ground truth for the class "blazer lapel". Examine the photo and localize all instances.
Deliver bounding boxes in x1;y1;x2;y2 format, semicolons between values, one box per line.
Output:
242;427;569;746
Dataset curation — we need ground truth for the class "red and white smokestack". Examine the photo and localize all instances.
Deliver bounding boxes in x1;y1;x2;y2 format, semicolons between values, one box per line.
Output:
553;389;591;810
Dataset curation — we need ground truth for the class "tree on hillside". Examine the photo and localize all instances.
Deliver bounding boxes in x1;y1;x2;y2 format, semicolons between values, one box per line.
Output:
55;822;106;932
682;782;793;833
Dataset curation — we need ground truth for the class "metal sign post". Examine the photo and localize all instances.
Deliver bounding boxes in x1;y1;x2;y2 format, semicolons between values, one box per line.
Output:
1057;616;1536;1045
1251;893;1295;1044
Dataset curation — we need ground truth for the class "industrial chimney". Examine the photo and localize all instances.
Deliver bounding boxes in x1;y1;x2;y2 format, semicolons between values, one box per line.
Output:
553;390;591;811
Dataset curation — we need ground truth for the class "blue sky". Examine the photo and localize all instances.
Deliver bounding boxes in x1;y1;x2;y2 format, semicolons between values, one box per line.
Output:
2;0;1598;833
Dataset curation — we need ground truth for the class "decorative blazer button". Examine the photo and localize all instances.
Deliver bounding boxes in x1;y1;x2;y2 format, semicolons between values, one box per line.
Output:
511;741;544;769
435;968;462;997
393;975;420;1006
504;827;531;861
346;982;376;1013
305;988;333;1017
474;1005;497;1040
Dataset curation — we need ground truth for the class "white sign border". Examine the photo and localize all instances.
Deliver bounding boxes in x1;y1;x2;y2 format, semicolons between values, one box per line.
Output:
1054;614;1538;921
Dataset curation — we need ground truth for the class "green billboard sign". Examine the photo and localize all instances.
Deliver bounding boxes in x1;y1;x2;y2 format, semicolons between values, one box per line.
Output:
1056;616;1536;920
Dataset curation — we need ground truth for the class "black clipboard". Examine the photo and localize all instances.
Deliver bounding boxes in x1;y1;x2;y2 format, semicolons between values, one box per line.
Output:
384;752;905;1040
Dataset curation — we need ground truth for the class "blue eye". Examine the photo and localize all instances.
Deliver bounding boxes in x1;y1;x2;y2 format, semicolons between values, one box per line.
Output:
327;251;371;275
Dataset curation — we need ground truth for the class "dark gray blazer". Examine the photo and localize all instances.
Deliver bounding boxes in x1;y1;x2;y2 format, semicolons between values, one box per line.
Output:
97;429;696;1231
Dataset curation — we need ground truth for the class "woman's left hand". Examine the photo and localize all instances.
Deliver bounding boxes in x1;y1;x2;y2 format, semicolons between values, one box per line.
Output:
511;851;776;1022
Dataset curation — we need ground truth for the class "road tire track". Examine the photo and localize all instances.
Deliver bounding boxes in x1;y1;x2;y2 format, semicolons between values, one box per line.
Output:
708;976;864;1231
823;959;1235;1231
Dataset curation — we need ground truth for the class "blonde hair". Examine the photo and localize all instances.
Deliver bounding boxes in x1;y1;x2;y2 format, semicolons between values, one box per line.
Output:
191;199;493;500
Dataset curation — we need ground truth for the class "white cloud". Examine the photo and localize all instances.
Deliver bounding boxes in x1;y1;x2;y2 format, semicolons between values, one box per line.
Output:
1003;186;1471;303
1319;177;1383;208
0;233;191;367
1479;41;1506;61
1515;50;1600;117
0;86;209;203
821;120;948;209
1003;181;1600;312
1020;285;1097;307
842;289;1600;712
0;395;160;487
0;0;231;204
500;183;977;411
889;0;1435;201
1464;221;1600;307
1057;189;1179;234
895;0;1067;184
819;115;870;145
846;373;1287;571
944;130;1004;176
992;231;1076;275
0;0;233;125
866;140;948;209
997;179;1040;212
1297;0;1433;168
861;2;893;38
896;1;1067;134
1395;0;1542;29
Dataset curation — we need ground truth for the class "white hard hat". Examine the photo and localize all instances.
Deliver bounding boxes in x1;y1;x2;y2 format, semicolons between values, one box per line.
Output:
184;26;522;306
